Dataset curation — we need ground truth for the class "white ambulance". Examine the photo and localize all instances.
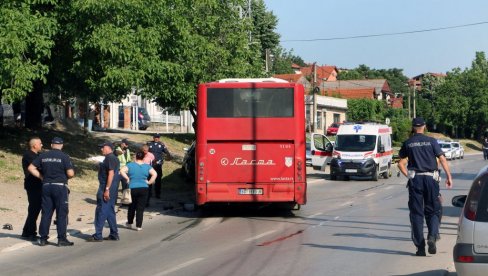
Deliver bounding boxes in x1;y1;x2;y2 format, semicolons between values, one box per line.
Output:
329;123;393;181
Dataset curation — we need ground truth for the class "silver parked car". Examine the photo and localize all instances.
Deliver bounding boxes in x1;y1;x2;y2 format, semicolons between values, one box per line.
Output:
451;141;464;159
439;142;454;160
452;166;488;276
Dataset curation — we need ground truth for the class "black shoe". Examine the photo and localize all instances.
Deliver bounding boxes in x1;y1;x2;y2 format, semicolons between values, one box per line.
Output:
103;235;120;241
38;239;48;246
427;237;437;254
58;239;74;247
86;235;103;242
416;247;426;256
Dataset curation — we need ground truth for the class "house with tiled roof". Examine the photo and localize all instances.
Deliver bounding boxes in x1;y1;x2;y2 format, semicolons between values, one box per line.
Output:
273;67;346;134
320;79;400;106
299;64;338;85
273;74;311;90
411;72;446;91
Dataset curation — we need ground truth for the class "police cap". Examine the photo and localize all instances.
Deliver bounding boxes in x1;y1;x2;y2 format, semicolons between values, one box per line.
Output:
153;133;161;138
412;117;426;127
98;141;114;150
51;137;64;144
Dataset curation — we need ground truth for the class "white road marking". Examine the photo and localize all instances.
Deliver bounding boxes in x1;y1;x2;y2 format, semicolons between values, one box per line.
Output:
365;193;375;197
307;212;323;218
334;216;340;220
155;258;205;276
339;201;353;207
244;230;277;242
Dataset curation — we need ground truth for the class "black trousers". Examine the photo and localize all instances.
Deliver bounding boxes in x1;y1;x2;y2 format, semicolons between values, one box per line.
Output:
22;188;42;236
153;163;163;197
128;188;149;228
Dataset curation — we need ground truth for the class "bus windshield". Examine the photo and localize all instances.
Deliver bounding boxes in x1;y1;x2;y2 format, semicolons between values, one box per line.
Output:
207;88;294;118
335;134;376;152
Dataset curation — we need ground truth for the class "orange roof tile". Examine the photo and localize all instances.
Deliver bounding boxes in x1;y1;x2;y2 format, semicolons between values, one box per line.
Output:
324;88;375;99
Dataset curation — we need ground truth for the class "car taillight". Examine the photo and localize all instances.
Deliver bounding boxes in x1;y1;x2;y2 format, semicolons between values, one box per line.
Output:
138;112;143;119
464;178;483;221
332;151;341;159
456;255;474;263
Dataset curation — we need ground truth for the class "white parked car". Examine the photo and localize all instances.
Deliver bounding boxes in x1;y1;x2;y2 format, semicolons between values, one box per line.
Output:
452;166;488;276
439;142;454;160
451;141;464;159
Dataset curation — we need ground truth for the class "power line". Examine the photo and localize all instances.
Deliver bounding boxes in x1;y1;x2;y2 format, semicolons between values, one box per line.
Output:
282;21;488;42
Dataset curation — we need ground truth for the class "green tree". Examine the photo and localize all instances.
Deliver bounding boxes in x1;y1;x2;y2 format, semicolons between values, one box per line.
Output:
346;99;385;122
0;0;57;128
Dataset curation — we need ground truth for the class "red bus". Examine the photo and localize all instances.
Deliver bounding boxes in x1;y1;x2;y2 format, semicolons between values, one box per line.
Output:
195;78;307;207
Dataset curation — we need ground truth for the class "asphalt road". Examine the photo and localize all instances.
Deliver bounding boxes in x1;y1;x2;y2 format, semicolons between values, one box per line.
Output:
0;154;482;276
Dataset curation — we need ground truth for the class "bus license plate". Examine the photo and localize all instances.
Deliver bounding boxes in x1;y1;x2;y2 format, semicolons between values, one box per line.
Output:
238;188;263;195
345;169;357;173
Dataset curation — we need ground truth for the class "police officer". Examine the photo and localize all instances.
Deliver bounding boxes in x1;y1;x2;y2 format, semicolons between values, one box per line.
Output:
87;142;120;241
147;134;171;199
398;117;453;256
21;137;43;240
28;137;75;246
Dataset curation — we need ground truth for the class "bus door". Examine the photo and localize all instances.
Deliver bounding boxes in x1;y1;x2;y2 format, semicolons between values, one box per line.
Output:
311;133;333;171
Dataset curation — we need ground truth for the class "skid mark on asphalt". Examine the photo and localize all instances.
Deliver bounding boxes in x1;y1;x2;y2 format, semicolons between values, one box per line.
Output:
161;219;202;242
244;230;277;242
257;230;304;246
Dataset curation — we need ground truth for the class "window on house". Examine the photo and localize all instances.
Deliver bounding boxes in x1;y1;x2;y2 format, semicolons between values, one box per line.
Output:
333;113;340;123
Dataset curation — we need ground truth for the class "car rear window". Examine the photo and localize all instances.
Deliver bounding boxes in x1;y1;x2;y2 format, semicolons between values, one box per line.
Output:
465;173;488;222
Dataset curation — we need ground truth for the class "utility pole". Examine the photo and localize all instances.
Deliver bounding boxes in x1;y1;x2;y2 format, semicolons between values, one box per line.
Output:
407;80;412;119
413;85;416;118
312;63;317;133
239;0;252;43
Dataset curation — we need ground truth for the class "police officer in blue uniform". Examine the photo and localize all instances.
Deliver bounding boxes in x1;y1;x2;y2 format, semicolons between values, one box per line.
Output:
147;134;171;199
88;141;120;241
28;137;75;246
398;117;453;256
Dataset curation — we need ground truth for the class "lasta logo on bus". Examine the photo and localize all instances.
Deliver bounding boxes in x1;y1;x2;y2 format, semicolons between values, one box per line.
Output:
220;157;276;166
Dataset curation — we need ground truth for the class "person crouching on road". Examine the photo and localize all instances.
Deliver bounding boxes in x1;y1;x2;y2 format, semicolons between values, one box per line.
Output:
28;137;75;246
398;117;453;257
88;142;120;242
119;151;157;231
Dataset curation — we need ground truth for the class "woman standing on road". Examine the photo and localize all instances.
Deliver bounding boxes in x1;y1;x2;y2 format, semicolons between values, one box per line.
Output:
119;151;157;231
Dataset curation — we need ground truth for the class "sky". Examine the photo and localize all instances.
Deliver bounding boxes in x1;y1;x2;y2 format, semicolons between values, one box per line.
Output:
263;0;488;77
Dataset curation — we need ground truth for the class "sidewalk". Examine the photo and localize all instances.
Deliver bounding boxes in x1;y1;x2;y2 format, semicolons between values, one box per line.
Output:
0;181;193;253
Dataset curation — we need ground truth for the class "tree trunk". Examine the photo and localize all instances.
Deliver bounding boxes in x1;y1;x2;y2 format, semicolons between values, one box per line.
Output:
25;81;43;129
0;90;3;127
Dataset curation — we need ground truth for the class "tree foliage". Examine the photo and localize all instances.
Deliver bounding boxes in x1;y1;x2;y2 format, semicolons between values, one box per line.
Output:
0;0;57;103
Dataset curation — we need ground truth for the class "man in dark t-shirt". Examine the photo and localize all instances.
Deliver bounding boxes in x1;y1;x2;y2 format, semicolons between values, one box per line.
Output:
88;142;120;241
21;137;43;240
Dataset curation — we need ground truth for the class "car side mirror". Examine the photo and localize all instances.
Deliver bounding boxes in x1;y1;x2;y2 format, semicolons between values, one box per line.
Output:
326;144;333;152
452;195;467;207
379;145;385;153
